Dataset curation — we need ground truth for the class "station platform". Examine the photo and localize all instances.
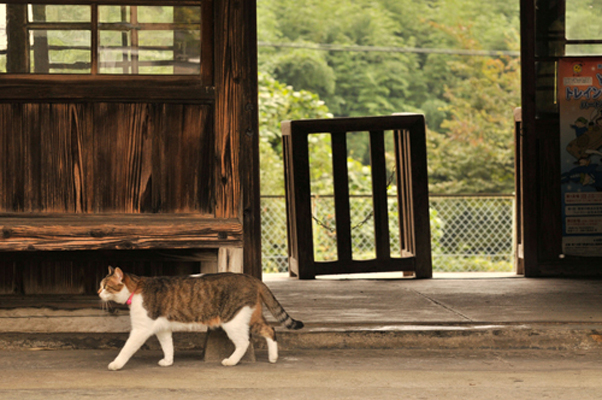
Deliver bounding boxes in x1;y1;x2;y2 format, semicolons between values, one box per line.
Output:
1;272;602;352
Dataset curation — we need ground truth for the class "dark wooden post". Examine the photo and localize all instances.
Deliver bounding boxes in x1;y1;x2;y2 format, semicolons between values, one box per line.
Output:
214;0;261;278
369;130;391;261
331;132;353;263
31;5;49;74
407;116;432;278
6;4;28;73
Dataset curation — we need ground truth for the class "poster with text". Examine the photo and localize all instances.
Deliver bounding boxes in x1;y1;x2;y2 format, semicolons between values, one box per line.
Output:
559;57;602;256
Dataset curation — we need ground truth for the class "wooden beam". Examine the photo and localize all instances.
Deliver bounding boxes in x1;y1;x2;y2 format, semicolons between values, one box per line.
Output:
0;214;243;252
0;76;214;103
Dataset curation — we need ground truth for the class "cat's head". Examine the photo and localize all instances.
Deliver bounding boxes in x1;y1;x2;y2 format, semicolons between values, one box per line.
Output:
98;266;130;304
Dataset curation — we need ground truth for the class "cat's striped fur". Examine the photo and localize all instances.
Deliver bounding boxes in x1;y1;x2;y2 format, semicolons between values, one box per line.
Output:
98;267;303;370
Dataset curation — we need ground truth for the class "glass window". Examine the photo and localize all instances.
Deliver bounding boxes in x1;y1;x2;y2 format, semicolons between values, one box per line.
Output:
566;1;602;41
32;30;91;73
1;5;7;72
0;3;202;75
30;4;90;23
565;1;602;56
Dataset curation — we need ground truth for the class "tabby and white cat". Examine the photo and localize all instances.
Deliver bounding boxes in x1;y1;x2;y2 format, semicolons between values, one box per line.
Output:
98;266;303;370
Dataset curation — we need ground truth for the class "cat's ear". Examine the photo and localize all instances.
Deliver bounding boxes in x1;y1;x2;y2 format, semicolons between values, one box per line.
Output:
113;267;124;282
108;266;115;275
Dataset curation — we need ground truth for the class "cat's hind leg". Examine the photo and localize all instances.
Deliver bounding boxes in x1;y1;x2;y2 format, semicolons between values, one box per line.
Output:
251;315;278;363
220;306;253;366
156;330;174;367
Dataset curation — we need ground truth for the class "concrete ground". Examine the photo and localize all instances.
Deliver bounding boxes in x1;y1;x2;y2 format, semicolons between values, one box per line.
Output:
1;273;602;399
1;348;602;400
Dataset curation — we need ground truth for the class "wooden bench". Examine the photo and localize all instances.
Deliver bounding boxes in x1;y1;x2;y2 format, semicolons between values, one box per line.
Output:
282;115;432;279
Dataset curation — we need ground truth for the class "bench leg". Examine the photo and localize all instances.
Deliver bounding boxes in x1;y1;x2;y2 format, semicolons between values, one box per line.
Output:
218;247;244;273
203;327;255;363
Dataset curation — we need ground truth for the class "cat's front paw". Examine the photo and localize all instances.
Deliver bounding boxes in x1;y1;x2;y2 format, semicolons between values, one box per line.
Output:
158;358;173;367
108;360;124;371
221;358;239;367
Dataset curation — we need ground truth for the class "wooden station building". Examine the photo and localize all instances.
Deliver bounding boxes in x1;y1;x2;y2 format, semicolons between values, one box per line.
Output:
0;0;600;300
0;0;260;295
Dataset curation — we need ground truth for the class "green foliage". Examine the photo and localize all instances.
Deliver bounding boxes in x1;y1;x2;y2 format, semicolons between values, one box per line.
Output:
257;0;523;273
258;72;332;195
258;0;521;195
427;24;520;193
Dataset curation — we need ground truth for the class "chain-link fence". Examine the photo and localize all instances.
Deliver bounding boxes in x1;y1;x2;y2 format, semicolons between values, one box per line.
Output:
261;194;515;274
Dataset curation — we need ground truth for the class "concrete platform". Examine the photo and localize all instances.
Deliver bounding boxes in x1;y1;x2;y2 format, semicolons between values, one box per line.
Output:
3;273;602;399
2;348;602;400
1;273;602;352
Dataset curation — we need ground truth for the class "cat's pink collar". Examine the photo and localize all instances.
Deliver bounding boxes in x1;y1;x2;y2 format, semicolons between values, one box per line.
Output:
126;292;135;305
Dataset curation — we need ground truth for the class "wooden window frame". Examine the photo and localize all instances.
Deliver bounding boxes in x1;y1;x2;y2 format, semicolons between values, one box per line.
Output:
0;0;213;103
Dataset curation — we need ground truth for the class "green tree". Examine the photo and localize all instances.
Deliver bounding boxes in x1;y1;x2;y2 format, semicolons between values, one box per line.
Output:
427;24;520;193
258;0;521;194
258;72;374;196
258;72;332;195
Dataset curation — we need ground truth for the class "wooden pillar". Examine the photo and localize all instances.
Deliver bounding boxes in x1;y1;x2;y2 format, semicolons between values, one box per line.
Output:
6;4;28;73
214;0;261;278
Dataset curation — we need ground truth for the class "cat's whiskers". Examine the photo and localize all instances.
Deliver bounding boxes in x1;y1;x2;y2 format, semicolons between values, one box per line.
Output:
100;300;114;313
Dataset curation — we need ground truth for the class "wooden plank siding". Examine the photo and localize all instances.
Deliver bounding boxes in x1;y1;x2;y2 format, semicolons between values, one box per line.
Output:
0;103;214;214
0;101;231;294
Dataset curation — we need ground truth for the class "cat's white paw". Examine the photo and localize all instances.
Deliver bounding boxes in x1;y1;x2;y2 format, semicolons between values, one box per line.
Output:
108;361;123;371
267;338;278;364
221;358;239;367
158;358;173;367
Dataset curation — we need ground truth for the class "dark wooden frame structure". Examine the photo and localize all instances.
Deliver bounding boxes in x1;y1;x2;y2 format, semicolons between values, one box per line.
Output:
282;115;432;279
518;0;602;276
0;0;261;295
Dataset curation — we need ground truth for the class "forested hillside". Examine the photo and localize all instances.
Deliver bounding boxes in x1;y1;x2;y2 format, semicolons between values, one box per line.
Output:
257;0;521;195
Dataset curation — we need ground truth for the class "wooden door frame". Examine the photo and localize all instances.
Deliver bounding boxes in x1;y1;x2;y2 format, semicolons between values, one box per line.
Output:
519;0;602;277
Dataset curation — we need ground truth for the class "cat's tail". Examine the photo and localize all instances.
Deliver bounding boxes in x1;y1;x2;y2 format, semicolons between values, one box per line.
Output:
259;284;304;330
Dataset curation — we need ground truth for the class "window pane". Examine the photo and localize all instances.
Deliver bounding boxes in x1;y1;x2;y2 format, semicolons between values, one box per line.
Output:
98;5;201;75
173;29;201;74
99;6;130;23
33;30;91;73
175;6;201;23
138;6;173;23
138;30;174;74
99;30;131;74
566;1;602;41
28;5;90;23
1;3;202;76
566;44;602;56
0;5;6;72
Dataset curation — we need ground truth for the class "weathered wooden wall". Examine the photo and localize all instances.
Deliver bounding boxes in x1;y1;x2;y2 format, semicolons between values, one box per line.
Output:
0;0;261;295
0;102;218;295
0;103;214;214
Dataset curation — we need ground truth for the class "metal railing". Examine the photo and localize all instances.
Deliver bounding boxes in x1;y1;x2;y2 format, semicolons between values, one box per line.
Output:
262;194;514;274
